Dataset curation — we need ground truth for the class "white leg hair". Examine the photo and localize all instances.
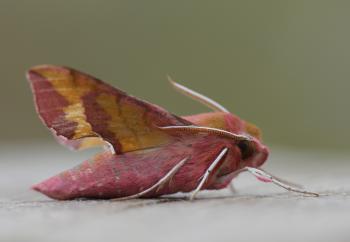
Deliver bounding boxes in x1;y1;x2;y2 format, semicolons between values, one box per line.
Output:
167;76;229;113
190;147;228;200
246;167;319;196
111;157;188;201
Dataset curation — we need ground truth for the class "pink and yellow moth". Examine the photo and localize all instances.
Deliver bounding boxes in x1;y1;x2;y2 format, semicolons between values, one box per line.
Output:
27;65;318;200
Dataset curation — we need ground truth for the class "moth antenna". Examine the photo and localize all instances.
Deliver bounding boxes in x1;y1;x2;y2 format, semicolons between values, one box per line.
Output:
159;125;250;142
246;167;319;197
190;147;228;200
167;76;229;113
111;157;188;201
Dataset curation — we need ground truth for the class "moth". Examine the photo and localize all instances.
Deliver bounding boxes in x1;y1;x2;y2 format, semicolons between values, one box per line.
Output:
27;65;318;200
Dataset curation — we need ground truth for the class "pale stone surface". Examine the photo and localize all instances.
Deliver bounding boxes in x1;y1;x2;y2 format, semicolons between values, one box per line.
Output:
1;143;349;242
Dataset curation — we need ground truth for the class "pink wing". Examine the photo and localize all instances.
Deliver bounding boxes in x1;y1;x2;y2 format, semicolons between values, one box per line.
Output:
27;65;191;153
33;134;242;200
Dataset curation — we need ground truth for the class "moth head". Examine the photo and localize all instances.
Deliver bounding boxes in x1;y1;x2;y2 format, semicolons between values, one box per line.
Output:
237;121;269;167
222;114;268;168
238;119;268;167
244;121;262;140
237;133;269;168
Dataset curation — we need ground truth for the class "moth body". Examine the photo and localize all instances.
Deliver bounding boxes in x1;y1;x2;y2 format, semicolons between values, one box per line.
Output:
28;65;316;200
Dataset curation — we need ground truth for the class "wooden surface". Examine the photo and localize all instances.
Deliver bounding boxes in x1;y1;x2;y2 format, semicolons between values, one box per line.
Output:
1;143;349;242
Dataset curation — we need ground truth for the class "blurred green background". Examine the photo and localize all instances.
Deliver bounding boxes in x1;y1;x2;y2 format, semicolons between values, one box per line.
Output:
0;0;349;151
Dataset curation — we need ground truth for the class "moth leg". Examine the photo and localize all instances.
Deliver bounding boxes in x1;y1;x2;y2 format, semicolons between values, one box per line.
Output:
190;147;229;200
167;76;229;113
246;167;319;196
229;183;237;194
256;167;304;189
111;157;188;201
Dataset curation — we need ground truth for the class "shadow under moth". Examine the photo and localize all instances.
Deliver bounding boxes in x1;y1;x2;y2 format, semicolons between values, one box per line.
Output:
27;65;318;200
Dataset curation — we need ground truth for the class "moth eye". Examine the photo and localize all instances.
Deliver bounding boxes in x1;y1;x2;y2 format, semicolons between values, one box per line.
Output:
237;140;254;160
